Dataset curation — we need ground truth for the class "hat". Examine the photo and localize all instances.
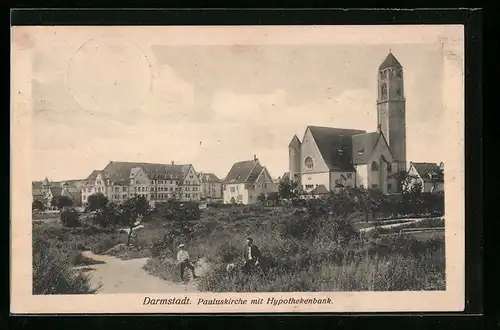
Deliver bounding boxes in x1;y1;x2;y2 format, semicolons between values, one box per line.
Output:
178;244;185;248
246;236;253;241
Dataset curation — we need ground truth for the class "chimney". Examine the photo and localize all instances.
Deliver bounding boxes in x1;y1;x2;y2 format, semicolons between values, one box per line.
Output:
377;124;382;133
253;154;257;162
171;161;174;165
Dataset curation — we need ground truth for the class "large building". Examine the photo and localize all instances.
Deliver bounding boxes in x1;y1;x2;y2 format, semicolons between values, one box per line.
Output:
288;52;407;195
223;155;278;205
198;172;223;201
81;161;201;207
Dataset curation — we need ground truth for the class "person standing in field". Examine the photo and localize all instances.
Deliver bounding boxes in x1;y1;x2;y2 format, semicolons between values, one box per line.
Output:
177;244;197;281
242;236;262;274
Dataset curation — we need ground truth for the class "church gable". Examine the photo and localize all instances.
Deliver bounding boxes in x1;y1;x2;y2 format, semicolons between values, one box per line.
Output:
368;132;394;165
300;127;331;173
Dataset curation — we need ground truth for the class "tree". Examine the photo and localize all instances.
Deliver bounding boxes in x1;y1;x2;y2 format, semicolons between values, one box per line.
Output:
118;195;151;247
32;199;46;212
278;177;299;199
86;193;109;212
60;207;81;227
350;187;384;223
389;170;419;194
51;195;73;209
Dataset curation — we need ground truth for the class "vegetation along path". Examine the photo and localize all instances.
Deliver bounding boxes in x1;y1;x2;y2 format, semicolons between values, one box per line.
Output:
73;251;205;294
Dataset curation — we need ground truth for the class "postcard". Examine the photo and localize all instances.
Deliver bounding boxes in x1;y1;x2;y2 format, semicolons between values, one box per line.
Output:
11;24;465;313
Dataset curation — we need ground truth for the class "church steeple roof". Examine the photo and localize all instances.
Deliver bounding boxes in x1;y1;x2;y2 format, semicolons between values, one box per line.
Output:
379;52;402;70
288;135;301;148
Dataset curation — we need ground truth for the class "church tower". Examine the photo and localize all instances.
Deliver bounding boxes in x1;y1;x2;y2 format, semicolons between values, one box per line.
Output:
377;51;407;173
288;135;302;189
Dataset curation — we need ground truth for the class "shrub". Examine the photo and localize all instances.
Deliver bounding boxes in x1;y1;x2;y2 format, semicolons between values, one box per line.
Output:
32;232;98;294
86;193;109;212
154;200;201;221
279;213;320;240
32;199;46;212
60;207;81;228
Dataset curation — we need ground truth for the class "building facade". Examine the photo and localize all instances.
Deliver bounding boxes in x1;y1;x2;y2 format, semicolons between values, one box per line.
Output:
288;51;407;195
198;172;223;201
81;161;201;207
223;155;278;205
406;162;444;193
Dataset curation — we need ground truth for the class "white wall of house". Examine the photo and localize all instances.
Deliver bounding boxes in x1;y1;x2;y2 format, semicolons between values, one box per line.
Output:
301;172;330;193
354;164;369;189
223;183;246;204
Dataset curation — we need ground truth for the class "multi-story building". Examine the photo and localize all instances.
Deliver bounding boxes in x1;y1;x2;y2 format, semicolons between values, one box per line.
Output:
81;161;201;207
198;172;223;201
223;155;278;205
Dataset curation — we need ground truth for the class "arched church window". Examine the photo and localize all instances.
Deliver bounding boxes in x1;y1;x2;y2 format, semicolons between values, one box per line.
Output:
381;83;388;100
371;161;379;171
304;157;314;169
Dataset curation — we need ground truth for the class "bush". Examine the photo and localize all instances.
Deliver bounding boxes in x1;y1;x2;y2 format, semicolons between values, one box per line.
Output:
32;232;98;294
32;199;46;212
60;207;81;227
154;200;201;221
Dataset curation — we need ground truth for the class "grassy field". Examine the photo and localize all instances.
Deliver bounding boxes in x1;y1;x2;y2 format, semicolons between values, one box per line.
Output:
32;205;445;294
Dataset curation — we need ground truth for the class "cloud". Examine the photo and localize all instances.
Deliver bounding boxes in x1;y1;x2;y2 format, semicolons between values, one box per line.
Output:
138;64;195;122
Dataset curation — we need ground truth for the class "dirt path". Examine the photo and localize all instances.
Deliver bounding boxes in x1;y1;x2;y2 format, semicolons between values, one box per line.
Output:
73;251;206;294
358;217;444;233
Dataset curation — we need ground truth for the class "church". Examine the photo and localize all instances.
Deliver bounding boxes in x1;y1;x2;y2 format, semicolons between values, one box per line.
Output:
288;52;407;195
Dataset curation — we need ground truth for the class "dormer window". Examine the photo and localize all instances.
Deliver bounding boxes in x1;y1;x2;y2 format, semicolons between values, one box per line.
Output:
337;149;344;155
357;148;364;155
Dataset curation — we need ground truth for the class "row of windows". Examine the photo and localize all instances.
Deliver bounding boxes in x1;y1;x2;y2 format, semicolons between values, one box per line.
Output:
84;184;201;194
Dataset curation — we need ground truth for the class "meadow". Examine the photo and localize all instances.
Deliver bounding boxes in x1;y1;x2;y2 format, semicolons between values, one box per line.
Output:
32;193;445;294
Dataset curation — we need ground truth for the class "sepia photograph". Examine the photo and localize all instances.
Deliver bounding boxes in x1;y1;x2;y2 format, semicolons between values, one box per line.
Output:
11;24;465;313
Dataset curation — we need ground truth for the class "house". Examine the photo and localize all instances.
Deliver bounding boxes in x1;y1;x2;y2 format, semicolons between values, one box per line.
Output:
222;155;278;205
198;172;223;201
406;162;444;193
32;177;83;209
81;161;201;207
288;52;407;195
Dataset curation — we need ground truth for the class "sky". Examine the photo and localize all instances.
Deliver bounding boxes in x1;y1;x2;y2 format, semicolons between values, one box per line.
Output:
16;25;464;182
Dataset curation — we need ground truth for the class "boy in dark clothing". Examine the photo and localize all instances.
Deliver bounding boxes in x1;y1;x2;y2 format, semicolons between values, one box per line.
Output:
242;236;263;274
